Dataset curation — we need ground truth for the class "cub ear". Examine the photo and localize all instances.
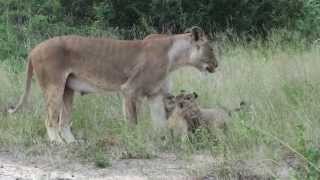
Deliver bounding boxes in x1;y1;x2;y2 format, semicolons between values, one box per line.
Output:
165;93;175;99
188;26;203;41
193;92;198;99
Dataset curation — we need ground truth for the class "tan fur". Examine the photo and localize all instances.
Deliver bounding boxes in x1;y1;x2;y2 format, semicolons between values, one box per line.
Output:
199;108;229;129
167;107;189;140
167;92;202;139
9;27;218;143
144;34;171;41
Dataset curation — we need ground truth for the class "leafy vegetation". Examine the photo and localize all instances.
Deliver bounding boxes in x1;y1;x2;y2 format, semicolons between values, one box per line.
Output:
1;0;320;39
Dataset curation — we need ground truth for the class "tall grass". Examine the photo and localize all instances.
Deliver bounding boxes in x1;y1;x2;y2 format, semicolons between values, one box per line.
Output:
0;32;319;178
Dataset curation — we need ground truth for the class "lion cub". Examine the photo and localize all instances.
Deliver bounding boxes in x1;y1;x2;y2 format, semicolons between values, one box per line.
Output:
165;92;202;138
165;91;245;139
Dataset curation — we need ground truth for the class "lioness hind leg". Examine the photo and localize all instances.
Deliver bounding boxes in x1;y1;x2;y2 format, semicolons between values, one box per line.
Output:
59;87;76;143
44;86;65;144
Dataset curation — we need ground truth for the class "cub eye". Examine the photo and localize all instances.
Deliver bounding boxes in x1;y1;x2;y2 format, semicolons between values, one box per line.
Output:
178;102;184;108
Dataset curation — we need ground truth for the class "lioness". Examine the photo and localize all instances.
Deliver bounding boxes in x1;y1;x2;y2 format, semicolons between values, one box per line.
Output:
166;91;246;139
8;27;218;143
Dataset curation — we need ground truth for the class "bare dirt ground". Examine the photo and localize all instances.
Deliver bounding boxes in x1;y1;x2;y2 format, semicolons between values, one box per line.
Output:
0;148;300;180
0;151;216;180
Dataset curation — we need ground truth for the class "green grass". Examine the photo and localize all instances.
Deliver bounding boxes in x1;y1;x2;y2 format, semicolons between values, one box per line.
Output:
0;35;320;178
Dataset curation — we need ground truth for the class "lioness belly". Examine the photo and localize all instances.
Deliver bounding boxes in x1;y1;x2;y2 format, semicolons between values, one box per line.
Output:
66;76;98;94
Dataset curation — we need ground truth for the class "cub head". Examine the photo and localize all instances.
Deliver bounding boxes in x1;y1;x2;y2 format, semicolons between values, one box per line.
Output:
186;26;218;73
175;91;198;108
163;90;200;117
173;91;202;132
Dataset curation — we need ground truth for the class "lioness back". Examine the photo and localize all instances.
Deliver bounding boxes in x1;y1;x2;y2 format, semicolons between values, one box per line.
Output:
29;35;175;92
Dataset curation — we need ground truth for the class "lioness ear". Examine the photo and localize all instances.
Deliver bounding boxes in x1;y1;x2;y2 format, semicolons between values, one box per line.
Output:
190;26;204;42
193;92;198;99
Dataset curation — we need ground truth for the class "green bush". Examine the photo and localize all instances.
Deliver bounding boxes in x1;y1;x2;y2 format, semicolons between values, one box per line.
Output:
1;0;319;39
296;0;320;39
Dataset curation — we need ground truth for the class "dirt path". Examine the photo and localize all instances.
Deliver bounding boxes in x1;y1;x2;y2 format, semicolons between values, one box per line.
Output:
0;151;215;180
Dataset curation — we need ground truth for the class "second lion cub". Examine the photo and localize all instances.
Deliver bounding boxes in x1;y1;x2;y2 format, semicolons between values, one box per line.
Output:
164;91;246;139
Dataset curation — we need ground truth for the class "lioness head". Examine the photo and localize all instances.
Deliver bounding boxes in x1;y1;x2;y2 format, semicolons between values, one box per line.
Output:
148;27;218;73
186;27;218;73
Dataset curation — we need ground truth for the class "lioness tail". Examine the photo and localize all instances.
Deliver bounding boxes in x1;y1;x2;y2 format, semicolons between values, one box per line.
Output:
8;58;33;114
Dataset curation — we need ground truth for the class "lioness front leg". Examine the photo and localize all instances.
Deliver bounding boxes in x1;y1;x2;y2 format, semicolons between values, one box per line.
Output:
122;96;138;125
148;94;167;129
121;81;140;125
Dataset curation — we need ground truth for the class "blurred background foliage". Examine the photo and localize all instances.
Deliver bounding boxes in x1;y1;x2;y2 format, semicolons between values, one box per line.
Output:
1;0;319;38
0;0;319;67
